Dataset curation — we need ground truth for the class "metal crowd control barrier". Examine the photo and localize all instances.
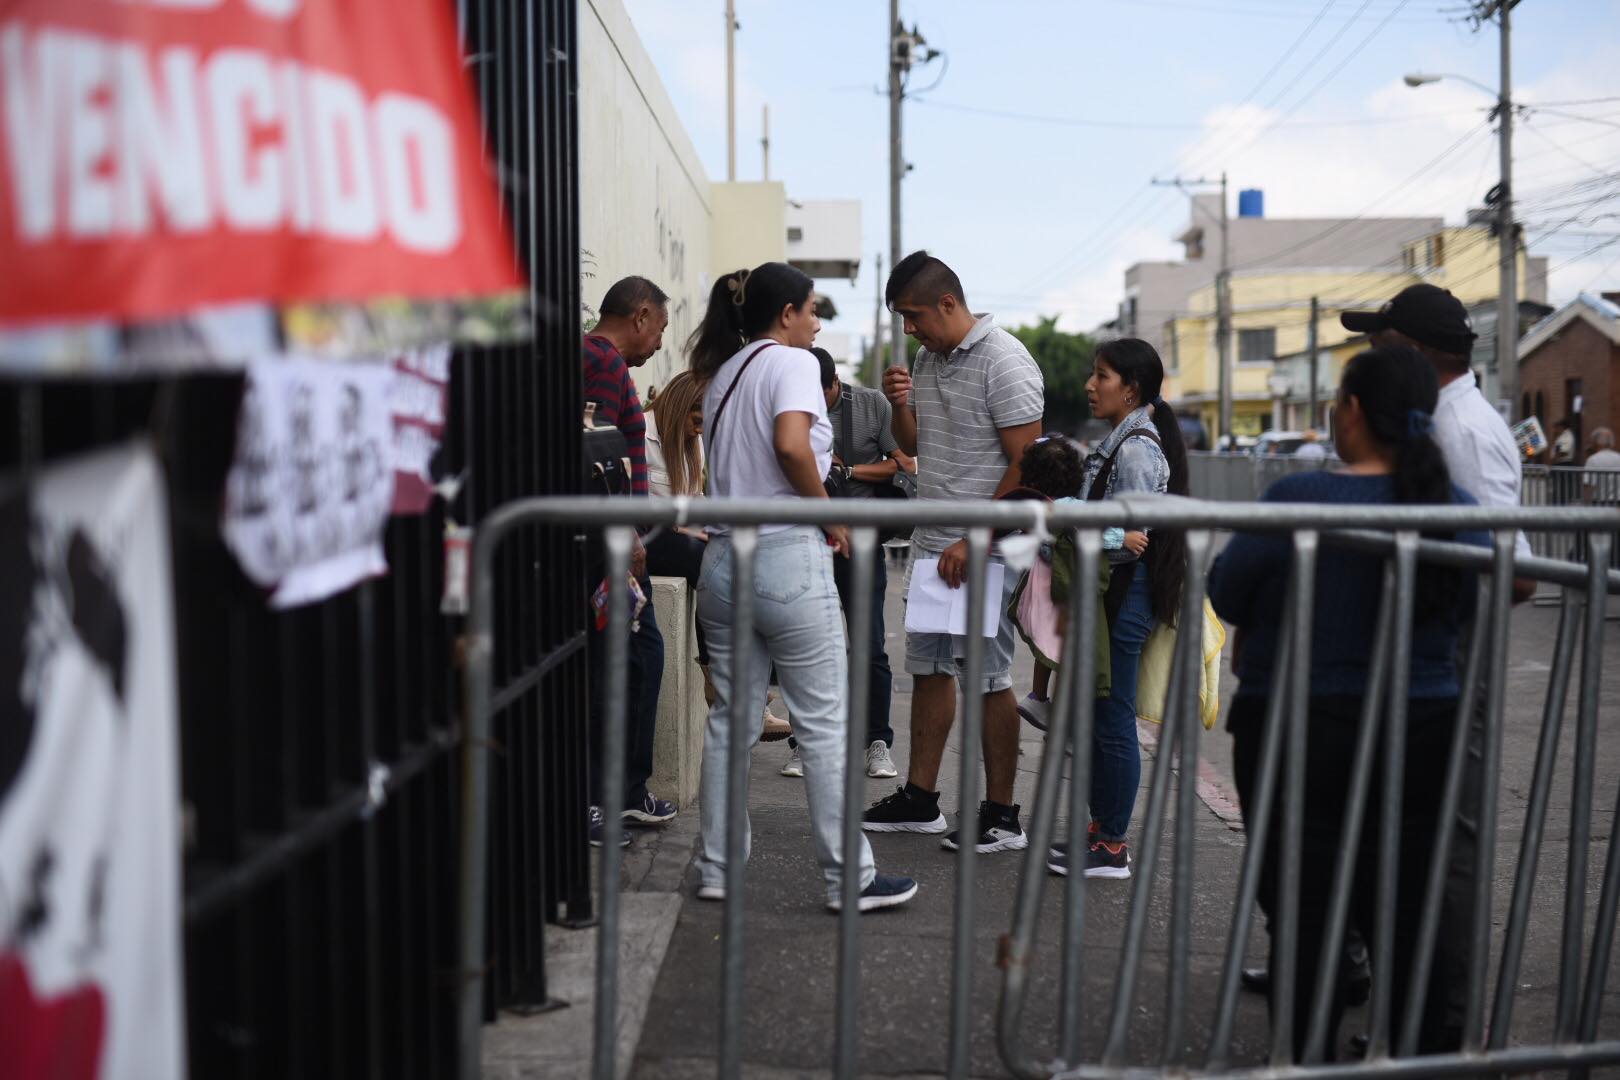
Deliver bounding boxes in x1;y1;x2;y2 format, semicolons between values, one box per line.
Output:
1521;466;1620;568
1188;451;1337;502
459;494;1620;1080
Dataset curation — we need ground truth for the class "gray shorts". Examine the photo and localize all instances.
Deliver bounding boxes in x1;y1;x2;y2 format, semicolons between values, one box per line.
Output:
902;555;1020;695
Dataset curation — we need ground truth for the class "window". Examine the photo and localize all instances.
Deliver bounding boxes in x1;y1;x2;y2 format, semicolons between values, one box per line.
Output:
786;226;803;242
1238;327;1277;365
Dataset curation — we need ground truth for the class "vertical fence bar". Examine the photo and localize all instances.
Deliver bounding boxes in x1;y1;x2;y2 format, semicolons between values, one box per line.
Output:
1162;530;1211;1067
1464;530;1517;1050
1102;574;1192;1066
994;525;1098;1078
458;521;499;1080
1400;590;1491;1057
1302;564;1399;1065
1059;530;1103;1066
718;526;758;1080
1207;605;1298;1067
591;527;634;1080
947;527;992;1080
1560;533;1609;1040
834;527;877;1079
1485;591;1580;1049
1269;530;1318;1066
1368;533;1418;1058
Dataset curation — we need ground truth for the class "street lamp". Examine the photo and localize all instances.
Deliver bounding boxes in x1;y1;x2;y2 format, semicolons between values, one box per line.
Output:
1404;41;1519;418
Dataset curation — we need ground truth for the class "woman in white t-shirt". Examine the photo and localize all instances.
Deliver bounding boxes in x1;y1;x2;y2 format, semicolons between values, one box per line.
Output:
686;261;916;912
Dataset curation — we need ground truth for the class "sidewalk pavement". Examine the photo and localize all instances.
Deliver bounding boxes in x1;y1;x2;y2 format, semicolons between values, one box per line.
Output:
488;563;1620;1078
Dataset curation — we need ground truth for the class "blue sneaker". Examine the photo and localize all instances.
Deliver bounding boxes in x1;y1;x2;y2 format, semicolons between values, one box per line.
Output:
588;805;630;848
622;792;677;825
825;872;919;913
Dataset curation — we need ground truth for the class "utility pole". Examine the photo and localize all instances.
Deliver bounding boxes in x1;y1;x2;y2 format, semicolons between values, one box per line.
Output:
761;104;770;180
725;0;737;181
886;12;941;371
1154;174;1232;445
871;251;884;384
1307;295;1320;431
887;0;904;370
1492;0;1518;418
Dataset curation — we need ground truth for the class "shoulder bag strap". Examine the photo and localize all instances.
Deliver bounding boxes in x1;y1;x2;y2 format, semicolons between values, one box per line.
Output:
1085;426;1160;502
707;341;775;446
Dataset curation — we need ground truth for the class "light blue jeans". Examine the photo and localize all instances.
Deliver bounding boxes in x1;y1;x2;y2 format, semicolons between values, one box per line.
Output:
695;526;876;902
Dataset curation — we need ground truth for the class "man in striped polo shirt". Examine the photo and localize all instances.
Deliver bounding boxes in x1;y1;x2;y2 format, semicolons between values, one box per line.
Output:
581;276;676;847
862;251;1045;854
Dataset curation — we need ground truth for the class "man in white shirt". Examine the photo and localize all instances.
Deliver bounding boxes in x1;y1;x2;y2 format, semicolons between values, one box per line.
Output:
1341;284;1535;603
1340;282;1535;1047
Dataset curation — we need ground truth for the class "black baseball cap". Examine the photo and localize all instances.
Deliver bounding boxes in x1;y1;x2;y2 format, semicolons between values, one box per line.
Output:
1340;284;1478;355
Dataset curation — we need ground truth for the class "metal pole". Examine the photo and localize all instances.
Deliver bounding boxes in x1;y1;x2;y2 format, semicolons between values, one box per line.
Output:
870;252;884;387
1217;172;1233;446
1495;0;1518;418
1307;295;1320;431
592;529;634;1080
888;2;905;371
725;0;736;182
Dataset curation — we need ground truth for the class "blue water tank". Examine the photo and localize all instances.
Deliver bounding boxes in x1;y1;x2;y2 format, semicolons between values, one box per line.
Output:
1238;188;1264;218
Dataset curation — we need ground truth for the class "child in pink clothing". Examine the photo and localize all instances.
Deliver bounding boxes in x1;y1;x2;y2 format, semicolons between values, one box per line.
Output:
1010;436;1146;732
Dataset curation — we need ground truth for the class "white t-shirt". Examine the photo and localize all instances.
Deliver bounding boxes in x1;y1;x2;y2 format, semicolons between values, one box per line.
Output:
1431;371;1532;560
701;341;831;534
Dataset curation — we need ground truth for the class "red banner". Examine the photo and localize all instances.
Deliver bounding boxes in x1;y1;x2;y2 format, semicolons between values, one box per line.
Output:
0;0;523;327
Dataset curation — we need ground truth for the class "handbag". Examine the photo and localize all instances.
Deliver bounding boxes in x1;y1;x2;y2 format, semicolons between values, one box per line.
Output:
1135;598;1226;731
823;396;856;498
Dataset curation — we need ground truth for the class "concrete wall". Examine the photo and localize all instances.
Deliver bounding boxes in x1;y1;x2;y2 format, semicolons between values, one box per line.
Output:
578;0;714;392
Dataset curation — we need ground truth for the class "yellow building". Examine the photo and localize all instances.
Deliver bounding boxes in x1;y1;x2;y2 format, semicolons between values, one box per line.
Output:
1163;224;1531;439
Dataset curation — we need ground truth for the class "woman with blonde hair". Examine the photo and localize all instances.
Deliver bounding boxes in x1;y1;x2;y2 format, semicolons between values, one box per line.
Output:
646;369;706;498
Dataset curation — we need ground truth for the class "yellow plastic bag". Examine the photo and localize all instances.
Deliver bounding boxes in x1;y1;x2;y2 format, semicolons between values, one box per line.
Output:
1136;598;1226;731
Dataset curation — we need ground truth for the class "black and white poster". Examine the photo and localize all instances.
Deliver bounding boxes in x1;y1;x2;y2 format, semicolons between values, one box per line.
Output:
0;444;185;1079
223;357;397;609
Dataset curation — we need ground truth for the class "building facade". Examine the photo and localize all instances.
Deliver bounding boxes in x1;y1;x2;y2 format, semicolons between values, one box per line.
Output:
1518;292;1620;460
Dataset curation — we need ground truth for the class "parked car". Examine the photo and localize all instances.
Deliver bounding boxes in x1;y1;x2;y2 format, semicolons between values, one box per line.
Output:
1178;414;1210;452
1251;430;1306;457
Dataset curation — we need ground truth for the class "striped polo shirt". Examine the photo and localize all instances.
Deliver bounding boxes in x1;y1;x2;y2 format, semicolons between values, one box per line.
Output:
828;384;899;498
910;314;1044;552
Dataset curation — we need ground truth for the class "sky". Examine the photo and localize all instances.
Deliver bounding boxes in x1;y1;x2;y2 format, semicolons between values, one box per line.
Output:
619;0;1620;344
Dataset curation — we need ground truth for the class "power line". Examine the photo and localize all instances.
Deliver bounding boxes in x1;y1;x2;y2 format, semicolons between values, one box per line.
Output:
908;98;1481;131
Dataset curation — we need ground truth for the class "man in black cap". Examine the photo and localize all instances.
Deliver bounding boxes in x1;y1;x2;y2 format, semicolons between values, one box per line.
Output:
1338;283;1533;602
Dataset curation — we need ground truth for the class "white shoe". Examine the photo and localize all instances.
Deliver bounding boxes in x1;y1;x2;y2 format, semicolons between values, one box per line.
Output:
780;746;804;777
865;740;898;779
696;883;726;901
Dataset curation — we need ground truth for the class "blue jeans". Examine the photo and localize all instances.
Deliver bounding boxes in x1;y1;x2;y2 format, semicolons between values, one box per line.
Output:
587;577;664;808
1091;562;1154;841
696;527;876;902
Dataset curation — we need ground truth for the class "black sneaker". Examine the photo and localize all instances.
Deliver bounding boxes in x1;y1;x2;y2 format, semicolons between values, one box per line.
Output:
622;792;677;825
588;805;630;848
825;872;919;912
941;801;1028;853
1084;839;1131;879
1048;822;1101;874
862;785;947;834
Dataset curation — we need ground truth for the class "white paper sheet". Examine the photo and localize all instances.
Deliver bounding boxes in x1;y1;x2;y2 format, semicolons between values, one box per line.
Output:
903;558;1005;637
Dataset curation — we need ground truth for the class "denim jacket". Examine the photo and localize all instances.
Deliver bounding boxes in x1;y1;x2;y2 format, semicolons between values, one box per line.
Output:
1080;407;1170;563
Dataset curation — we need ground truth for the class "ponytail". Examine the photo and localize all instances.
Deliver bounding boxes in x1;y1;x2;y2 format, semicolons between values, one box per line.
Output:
687;262;815;380
1095;337;1188;626
1340;344;1458;619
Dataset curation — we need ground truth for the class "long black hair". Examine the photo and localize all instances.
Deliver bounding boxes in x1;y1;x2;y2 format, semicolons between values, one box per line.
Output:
686;262;815;380
1339;344;1459;618
1095;337;1189;626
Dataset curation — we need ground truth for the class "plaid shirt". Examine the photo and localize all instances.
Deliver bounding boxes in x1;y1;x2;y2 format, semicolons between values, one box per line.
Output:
582;334;648;496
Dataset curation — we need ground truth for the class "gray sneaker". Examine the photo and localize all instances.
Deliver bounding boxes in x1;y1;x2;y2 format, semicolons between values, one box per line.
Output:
865;740;898;778
1017;694;1051;732
780;746;804;777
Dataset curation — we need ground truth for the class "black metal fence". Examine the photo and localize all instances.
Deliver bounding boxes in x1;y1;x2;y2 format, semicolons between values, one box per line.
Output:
0;0;585;1075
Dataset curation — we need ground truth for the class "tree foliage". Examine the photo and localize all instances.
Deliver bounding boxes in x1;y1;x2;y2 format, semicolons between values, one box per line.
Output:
1007;316;1096;434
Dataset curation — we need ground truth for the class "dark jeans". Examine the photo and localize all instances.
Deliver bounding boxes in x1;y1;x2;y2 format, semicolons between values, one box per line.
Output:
587;576;663;809
645;528;709;664
833;545;894;747
1092;562;1153;840
1230;694;1465;1061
